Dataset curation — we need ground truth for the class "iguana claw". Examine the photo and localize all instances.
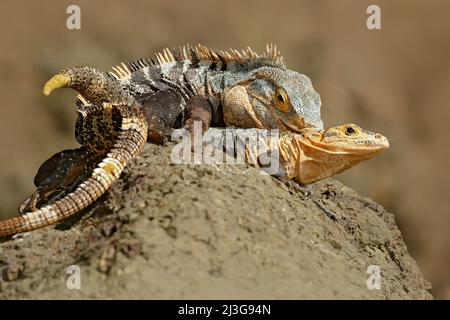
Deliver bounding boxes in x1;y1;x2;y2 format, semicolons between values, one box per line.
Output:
42;73;71;96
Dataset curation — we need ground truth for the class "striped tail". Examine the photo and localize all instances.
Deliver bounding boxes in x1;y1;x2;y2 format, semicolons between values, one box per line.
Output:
0;66;148;237
0;104;147;237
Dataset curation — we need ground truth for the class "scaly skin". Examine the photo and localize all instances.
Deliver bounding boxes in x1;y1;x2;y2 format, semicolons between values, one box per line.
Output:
278;124;389;183
63;44;324;140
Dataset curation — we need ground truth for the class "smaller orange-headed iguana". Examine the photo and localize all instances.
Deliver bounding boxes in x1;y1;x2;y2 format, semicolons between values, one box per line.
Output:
235;123;389;184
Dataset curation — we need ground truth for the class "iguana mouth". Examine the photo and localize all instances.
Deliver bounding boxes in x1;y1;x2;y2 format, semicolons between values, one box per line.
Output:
277;117;303;133
310;130;390;155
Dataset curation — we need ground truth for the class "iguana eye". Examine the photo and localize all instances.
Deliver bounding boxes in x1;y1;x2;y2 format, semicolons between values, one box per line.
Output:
345;126;356;135
274;88;290;112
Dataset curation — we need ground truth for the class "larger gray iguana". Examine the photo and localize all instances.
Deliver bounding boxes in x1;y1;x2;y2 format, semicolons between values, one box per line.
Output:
1;44;327;236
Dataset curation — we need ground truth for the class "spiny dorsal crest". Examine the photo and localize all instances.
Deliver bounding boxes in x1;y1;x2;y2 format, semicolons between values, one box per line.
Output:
108;44;285;80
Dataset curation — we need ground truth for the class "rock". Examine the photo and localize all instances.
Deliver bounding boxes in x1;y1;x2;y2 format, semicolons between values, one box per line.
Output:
0;143;432;299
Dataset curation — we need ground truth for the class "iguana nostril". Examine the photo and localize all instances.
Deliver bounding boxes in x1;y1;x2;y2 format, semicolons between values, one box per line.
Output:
375;134;382;139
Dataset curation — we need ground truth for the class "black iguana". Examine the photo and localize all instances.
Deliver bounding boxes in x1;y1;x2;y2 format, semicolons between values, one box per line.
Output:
43;44;323;142
1;44;327;236
20;44;325;213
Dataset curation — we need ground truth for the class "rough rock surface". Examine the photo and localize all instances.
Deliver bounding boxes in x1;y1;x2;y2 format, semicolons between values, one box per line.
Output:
0;143;432;299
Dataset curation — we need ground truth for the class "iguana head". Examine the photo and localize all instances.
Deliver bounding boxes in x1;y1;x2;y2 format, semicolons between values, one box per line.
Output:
223;66;323;132
283;123;389;184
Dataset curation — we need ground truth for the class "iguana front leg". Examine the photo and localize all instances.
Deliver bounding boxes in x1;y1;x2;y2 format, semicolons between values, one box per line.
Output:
139;91;218;142
138;89;179;145
183;95;212;132
274;176;313;198
138;91;216;144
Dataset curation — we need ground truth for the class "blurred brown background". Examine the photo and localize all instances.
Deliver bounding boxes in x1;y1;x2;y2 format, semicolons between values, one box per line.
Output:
0;0;448;298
